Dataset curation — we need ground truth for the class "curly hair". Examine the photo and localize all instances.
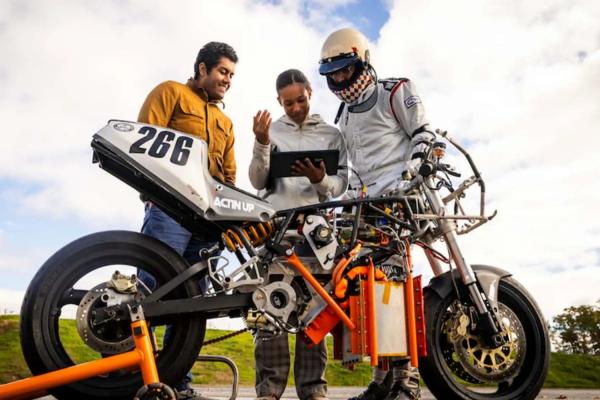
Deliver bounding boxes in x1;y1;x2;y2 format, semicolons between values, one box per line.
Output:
194;42;238;79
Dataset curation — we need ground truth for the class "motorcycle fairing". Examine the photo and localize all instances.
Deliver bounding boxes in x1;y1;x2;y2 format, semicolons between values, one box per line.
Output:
92;120;275;223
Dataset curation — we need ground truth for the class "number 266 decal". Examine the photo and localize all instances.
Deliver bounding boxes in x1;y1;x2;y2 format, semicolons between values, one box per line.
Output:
129;126;193;166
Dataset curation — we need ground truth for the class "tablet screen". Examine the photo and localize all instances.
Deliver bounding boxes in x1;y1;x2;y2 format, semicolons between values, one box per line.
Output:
269;150;340;178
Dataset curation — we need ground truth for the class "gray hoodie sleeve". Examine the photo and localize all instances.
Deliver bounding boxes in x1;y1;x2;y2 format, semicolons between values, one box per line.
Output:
248;139;272;190
312;126;349;198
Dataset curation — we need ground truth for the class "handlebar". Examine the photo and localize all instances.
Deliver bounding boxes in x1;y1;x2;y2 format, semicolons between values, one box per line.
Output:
396;129;497;235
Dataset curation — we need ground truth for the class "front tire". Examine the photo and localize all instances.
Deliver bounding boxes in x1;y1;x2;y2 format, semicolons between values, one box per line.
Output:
419;276;550;400
20;231;206;400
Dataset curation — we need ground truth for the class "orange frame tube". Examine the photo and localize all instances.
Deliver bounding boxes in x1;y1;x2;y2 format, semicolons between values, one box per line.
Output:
332;243;362;285
131;319;160;384
367;259;378;366
287;252;356;330
404;241;419;367
0;319;158;400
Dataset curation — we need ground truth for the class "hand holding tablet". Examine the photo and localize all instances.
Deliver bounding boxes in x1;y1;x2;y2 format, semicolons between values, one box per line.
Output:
269;150;340;179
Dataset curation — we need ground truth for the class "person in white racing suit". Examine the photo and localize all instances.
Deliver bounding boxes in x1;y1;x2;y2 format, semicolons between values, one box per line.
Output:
249;69;348;400
318;28;436;400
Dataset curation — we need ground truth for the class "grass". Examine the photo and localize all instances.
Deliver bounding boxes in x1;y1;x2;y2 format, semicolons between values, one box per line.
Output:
545;352;600;388
0;317;29;382
1;315;599;388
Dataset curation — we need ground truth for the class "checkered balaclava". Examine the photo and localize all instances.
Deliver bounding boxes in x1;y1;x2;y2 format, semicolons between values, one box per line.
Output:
332;67;373;104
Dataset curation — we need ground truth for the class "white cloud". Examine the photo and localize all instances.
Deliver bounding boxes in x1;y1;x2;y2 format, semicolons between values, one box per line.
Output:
0;0;344;327
0;289;24;315
515;265;600;321
0;232;48;273
374;0;600;318
0;0;334;223
0;0;599;325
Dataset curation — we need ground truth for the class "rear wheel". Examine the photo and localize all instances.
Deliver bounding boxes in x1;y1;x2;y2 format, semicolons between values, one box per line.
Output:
419;276;550;400
20;230;206;400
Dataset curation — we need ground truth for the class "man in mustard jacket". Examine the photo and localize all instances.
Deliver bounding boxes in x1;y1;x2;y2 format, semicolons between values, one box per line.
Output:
137;41;238;400
138;42;237;184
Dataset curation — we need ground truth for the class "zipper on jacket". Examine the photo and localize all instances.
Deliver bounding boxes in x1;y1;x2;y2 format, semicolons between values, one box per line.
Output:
204;102;210;148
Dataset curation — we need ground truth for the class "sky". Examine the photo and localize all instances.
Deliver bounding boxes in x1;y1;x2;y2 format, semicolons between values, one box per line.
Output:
0;0;599;332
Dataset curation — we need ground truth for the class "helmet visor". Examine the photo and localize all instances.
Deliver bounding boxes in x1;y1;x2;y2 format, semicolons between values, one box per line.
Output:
319;53;360;75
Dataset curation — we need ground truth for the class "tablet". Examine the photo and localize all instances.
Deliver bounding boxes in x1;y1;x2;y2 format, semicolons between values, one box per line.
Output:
269;150;340;178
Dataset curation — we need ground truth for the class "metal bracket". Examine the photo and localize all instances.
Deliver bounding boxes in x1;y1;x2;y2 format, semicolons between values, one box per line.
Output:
302;215;338;270
128;304;145;322
208;255;264;291
252;281;297;321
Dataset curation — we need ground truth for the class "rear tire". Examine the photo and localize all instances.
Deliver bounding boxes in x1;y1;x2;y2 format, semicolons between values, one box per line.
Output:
20;231;206;400
419;276;550;400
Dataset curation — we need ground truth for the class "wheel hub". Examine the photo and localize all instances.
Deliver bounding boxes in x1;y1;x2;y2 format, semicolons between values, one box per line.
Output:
445;303;526;382
76;283;136;354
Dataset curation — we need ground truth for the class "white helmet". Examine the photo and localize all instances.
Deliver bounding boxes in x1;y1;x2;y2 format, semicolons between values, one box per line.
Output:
318;28;371;76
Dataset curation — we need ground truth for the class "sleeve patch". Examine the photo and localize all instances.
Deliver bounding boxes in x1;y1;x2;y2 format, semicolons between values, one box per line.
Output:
404;95;421;108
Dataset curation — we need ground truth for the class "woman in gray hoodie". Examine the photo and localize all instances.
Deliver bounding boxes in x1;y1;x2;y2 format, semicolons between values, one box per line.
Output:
248;69;348;400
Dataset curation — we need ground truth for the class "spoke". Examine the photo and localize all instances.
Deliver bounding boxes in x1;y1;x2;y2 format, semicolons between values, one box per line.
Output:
477;352;486;364
59;288;87;306
491;353;499;369
496;349;509;364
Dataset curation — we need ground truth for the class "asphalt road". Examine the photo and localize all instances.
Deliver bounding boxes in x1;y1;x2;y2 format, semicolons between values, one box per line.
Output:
204;386;600;400
34;386;600;399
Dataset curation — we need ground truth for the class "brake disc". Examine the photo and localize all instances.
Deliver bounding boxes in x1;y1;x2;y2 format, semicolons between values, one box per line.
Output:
441;303;482;384
451;303;526;382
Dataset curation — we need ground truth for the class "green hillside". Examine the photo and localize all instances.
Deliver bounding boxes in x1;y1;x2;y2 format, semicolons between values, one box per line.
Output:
1;315;599;388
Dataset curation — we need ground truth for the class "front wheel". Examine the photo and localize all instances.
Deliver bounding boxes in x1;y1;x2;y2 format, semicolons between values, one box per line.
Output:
419;276;550;400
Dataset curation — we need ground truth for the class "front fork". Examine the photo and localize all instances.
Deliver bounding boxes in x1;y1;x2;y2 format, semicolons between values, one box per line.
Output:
423;181;506;347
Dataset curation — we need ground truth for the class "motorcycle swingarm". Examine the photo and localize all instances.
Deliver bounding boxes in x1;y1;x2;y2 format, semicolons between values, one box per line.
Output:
91;292;254;326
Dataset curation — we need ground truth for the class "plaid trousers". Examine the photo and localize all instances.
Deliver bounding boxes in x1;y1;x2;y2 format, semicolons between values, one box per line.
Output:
254;330;328;400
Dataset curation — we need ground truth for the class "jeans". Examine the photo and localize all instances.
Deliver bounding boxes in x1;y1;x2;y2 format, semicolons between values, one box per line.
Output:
138;202;216;391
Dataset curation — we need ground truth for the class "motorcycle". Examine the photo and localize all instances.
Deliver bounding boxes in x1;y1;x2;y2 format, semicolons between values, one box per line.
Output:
17;120;550;400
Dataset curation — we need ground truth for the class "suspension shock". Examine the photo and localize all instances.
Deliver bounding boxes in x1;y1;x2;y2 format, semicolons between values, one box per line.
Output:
221;221;274;254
